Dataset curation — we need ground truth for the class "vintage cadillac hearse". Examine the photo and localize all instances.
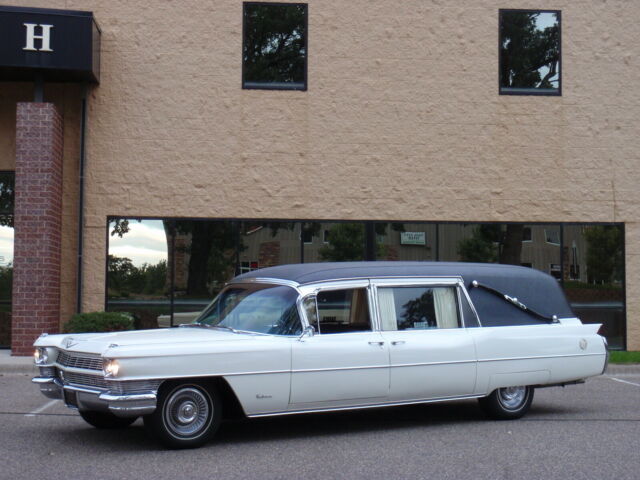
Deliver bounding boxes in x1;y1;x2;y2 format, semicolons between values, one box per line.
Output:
33;262;608;448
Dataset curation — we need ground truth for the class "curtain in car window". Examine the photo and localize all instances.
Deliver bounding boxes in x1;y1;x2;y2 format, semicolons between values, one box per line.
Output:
433;287;458;329
378;288;398;330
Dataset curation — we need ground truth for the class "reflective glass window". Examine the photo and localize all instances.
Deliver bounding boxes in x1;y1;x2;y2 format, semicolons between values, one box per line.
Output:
243;2;308;90
375;223;437;261
563;224;625;349
0;171;14;347
107;219;171;328
499;10;561;95
304;222;365;262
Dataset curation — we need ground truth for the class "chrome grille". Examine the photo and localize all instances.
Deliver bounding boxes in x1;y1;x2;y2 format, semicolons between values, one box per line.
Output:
56;368;162;394
39;366;56;377
60;370;108;390
56;351;104;371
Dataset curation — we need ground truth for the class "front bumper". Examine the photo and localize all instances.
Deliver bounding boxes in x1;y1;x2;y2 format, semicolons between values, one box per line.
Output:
32;376;157;417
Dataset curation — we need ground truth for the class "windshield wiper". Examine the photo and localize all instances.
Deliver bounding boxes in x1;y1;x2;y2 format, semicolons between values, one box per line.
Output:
210;325;239;333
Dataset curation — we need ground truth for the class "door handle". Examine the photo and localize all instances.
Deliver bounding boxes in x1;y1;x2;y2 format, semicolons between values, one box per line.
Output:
368;341;384;346
391;341;406;346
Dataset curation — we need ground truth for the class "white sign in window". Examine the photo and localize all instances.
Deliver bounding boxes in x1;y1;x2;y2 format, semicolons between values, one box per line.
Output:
400;232;426;245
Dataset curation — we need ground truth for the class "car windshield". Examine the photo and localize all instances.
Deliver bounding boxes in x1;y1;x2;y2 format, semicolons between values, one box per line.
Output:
193;284;302;335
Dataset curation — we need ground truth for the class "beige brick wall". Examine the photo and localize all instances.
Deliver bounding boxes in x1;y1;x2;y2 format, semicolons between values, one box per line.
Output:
1;1;639;347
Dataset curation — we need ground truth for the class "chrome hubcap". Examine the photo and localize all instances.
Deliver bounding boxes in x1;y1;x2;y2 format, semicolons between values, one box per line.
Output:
498;386;527;410
164;387;211;437
177;401;197;423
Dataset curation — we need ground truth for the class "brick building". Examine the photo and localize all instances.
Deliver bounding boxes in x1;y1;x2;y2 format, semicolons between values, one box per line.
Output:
0;1;636;354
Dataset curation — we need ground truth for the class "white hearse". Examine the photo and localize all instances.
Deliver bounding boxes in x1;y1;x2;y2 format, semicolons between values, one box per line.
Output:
33;262;608;448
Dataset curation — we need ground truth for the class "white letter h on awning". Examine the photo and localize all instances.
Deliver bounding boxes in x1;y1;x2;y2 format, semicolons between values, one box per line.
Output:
23;23;54;52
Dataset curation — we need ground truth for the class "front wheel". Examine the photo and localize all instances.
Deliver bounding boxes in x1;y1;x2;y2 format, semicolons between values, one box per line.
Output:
478;386;534;420
144;381;221;449
79;410;138;429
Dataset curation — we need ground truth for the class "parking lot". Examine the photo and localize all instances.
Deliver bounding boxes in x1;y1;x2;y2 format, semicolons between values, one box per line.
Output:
1;368;639;480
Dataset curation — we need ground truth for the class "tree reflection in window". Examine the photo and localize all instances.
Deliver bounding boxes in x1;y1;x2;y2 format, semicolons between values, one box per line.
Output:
0;172;14;226
243;2;307;90
500;10;560;94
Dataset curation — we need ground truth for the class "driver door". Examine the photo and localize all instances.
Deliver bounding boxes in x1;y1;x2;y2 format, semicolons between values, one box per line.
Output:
290;281;390;409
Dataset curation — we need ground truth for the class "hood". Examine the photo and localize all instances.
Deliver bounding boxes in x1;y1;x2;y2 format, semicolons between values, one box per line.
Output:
35;326;253;356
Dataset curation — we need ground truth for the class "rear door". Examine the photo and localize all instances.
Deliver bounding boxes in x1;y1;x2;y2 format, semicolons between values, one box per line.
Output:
374;278;477;401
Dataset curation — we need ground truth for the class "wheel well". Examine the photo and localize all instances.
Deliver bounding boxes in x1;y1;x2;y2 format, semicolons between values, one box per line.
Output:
211;377;247;420
155;376;246;420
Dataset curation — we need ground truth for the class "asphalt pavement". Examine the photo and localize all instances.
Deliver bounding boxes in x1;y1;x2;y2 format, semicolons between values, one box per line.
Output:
1;356;639;480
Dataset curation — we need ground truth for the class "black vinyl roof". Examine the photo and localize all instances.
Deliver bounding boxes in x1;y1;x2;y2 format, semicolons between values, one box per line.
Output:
234;261;575;324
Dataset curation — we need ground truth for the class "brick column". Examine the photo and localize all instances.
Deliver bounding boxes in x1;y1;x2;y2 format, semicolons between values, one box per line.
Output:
11;103;64;356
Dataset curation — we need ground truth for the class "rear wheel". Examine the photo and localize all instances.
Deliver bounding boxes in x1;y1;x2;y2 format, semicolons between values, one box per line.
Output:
144;381;221;449
478;386;534;419
79;410;138;429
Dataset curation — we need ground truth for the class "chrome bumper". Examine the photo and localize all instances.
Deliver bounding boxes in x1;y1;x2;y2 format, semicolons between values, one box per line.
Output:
32;376;157;417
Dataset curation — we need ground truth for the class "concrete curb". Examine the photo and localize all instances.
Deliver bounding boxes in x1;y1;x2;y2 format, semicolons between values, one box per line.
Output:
0;350;38;375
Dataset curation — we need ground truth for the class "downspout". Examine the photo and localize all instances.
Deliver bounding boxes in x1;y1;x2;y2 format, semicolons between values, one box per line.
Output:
76;85;88;313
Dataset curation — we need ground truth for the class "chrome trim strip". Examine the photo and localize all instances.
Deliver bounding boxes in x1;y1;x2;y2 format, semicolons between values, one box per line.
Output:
99;392;156;402
390;359;477;368
291;365;387;373
601;336;609;374
247;394;484;418
228;277;300;288
459;283;483;327
299;275;469;287
63;384;104;395
53;364;106;376
478;352;606;363
108;404;156;416
224;370;291;376
32;376;59;385
369;277;462;287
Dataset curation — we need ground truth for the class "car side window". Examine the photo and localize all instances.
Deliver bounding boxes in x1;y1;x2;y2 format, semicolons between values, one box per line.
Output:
313;288;372;334
459;289;480;328
378;286;460;331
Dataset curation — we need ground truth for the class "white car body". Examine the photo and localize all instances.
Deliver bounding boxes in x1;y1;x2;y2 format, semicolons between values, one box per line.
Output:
32;262;608;447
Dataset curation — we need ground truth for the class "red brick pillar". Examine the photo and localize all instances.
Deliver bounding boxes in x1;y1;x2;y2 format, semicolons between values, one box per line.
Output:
11;103;64;356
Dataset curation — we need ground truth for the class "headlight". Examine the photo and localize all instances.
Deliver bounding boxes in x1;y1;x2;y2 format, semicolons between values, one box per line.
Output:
103;359;119;377
34;347;48;365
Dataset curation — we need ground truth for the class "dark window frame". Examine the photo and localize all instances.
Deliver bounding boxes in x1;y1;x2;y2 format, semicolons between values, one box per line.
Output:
242;1;309;91
498;9;562;97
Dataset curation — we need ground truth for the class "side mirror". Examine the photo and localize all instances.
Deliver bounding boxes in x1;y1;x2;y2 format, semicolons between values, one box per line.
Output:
298;325;315;341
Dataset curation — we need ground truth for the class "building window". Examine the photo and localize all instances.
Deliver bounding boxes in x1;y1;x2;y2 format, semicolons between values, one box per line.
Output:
499;9;561;95
522;227;532;242
242;2;308;90
545;228;560;245
0;171;15;348
301;228;313;244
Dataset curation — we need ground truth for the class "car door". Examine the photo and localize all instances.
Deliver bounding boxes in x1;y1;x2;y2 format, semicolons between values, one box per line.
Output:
289;281;390;408
374;278;477;401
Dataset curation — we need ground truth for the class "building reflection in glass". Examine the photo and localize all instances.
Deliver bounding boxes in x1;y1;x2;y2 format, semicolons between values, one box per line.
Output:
105;218;626;349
